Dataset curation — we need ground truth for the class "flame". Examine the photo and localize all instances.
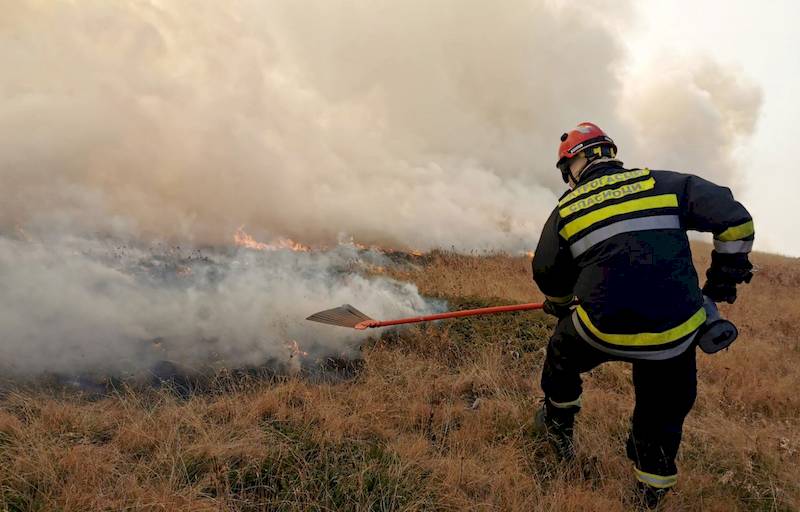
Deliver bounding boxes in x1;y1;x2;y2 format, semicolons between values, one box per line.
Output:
526;251;534;258
233;227;269;250
272;238;311;252
340;235;371;251
233;228;431;257
234;226;311;252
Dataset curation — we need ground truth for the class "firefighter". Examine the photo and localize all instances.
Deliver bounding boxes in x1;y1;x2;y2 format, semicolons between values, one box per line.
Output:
531;122;754;508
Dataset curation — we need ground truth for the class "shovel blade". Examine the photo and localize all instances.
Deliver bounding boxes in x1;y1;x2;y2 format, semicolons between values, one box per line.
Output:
306;304;374;328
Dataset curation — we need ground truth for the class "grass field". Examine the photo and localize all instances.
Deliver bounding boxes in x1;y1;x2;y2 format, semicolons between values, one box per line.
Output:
1;243;798;511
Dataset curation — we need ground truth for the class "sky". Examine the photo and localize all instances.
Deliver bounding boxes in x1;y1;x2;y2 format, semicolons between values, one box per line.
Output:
624;1;800;256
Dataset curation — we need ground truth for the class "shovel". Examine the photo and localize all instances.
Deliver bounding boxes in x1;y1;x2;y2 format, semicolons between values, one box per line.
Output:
306;302;550;330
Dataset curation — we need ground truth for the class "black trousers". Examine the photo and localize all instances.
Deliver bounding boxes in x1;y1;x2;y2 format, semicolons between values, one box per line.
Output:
540;315;697;481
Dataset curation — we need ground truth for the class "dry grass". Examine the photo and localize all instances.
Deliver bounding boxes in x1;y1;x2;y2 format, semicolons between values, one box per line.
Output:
1;243;798;511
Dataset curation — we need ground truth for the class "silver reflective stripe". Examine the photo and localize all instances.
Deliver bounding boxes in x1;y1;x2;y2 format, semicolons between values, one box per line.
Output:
549;396;582;408
572;313;697;361
546;294;575;305
569;215;681;258
714;239;753;254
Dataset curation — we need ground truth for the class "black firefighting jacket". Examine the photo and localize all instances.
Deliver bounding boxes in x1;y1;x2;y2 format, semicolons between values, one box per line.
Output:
532;161;754;360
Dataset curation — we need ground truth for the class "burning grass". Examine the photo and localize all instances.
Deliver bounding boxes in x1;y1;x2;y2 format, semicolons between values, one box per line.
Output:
1;243;799;511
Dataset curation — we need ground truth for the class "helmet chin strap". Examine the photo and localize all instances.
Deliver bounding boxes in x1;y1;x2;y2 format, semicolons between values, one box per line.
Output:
566;160;588;189
567;168;580;189
568;148;620;188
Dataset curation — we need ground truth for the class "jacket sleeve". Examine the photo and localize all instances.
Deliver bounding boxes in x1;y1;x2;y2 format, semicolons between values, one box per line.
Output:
532;208;579;304
680;173;755;302
680;173;754;254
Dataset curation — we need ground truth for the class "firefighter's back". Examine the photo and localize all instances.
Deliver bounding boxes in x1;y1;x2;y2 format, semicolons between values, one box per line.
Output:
543;164;754;359
570;169;701;331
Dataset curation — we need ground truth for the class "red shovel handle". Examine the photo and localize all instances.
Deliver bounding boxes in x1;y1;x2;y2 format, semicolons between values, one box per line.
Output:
354;302;548;330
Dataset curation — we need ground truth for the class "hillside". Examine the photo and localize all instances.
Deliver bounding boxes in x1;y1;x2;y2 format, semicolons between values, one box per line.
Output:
1;243;798;511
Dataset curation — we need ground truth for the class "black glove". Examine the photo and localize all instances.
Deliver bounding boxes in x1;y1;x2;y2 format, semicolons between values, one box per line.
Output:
543;299;574;319
706;250;753;284
702;279;738;304
702;250;753;304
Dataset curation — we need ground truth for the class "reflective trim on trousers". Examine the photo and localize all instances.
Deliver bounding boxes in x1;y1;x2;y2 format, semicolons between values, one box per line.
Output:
569;215;681;258
634;467;678;489
549;396;582;409
546;294;575;305
713;239;753;254
572;314;697;361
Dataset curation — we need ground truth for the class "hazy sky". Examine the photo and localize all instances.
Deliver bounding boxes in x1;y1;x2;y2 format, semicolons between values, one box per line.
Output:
625;1;800;256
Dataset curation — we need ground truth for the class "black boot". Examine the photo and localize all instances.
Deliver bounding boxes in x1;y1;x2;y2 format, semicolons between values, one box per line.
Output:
626;433;677;509
533;400;578;461
635;481;670;510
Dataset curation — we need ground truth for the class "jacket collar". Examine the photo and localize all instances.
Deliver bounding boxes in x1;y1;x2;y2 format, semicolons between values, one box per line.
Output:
575;160;625;185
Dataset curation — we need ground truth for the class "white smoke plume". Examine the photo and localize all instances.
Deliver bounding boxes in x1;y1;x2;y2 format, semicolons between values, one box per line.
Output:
620;57;762;188
0;233;432;377
0;1;763;377
1;1;761;250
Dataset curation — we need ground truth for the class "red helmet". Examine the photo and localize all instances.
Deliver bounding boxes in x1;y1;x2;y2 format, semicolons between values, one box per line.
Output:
556;122;617;179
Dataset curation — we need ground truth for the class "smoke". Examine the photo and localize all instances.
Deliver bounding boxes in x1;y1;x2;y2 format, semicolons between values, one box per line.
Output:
0;233;432;377
619;58;762;187
0;1;763;377
1;1;762;250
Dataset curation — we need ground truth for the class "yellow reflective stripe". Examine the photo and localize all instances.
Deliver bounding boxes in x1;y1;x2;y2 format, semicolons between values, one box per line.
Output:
559;169;650;207
559;178;656;218
716;220;754;242
634;467;678;489
559;194;678;240
546;294;574;305
549;396;582;408
576;305;706;346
